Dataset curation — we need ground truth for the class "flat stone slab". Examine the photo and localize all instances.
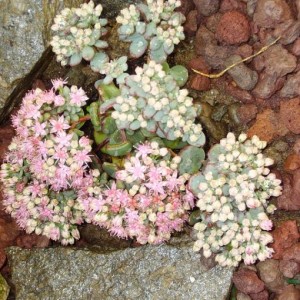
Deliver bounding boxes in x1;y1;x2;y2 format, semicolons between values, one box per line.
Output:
7;243;233;300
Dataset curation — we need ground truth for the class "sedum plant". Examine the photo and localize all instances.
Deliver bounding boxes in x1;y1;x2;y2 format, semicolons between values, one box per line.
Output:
79;141;194;244
50;1;108;66
116;0;185;62
189;133;282;267
0;79;96;244
101;60;205;147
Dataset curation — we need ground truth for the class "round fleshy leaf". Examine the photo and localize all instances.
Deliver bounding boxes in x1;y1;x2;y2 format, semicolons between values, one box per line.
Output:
188;173;206;196
94;40;109;49
69;53;82;66
82;46;95;61
169;65;189;87
90;52;109;72
130;36;148;58
179;146;205;175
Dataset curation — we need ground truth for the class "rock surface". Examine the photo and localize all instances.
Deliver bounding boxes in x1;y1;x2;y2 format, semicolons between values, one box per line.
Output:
0;0;87;117
216;11;250;45
7;244;233;300
232;268;265;295
271;220;300;259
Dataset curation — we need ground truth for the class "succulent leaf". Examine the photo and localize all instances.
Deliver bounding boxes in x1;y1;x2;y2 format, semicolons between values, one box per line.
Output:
178;146;205;175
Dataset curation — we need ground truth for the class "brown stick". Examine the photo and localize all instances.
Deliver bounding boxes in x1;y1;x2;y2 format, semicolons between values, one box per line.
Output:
70;115;91;129
192;36;281;78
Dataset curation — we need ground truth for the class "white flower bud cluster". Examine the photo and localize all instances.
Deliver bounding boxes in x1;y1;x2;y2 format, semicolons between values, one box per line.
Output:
192;133;282;267
116;4;140;28
109;61;204;147
99;56;128;85
50;1;107;66
146;0;182;24
116;0;185;61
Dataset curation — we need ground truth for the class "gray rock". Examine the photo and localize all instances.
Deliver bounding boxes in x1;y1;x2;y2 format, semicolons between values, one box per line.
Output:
193;0;220;17
7;244;233;300
225;55;258;91
279;70;300;98
0;0;141;120
0;0;85;117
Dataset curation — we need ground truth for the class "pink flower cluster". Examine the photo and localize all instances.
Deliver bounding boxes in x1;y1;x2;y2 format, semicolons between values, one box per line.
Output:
0;80;95;244
80;142;194;244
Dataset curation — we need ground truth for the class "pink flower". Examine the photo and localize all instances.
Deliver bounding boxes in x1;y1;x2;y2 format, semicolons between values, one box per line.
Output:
49;227;60;241
51;78;68;90
127;157;147;180
50;116;70;133
33;121;47;137
147;166;163;182
79;136;90;147
70;88;88;106
260;219;273;231
53;147;68;162
54;95;65;106
54;131;73;148
74;150;92;166
135;143;152;158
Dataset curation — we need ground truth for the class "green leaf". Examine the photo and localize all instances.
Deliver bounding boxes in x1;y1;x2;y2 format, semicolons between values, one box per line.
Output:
89;102;101;127
178;146;205;175
163;138;187;149
101;141;132;157
102;162;118;178
98;82;121;101
169;65;189;87
94;131;108;145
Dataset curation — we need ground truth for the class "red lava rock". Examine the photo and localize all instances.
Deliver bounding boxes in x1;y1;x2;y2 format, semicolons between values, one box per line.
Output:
252;72;286;99
220;0;246;13
279;70;300;99
271;220;300;259
282;243;300;263
176;0;195;16
280;97;300;134
279;259;300;278
277;169;300;210
277;285;300;300
189;75;211;91
253;0;293;29
235;44;253;58
193;0;220;17
216;11;250;45
0;220;20;248
184;10;198;36
233;269;265;295
256;259;285;293
249;290;269;300
237;104;258;124
15;234;50;249
0;248;6;269
247;109;288;142
0;125;15;162
225;84;255;103
188;56;211;90
273;20;300;45
284;153;300;172
237;292;251;300
205;12;222;33
291;38;300;56
256;44;297;77
195;25;235;68
293;138;300;154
